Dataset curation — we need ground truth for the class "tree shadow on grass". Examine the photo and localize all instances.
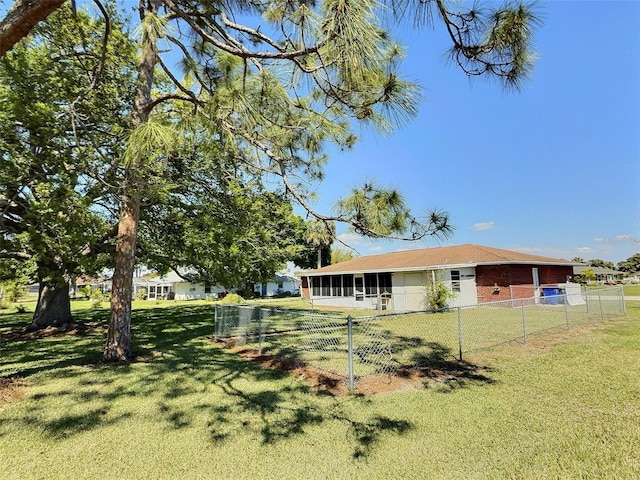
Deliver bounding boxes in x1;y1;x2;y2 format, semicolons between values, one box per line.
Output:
199;360;414;457
1;303;413;459
391;336;494;392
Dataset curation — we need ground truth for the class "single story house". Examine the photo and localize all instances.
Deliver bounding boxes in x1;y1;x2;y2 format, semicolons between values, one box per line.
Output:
253;273;300;297
572;265;624;284
135;271;227;300
624;271;640;284
301;243;579;311
137;270;300;300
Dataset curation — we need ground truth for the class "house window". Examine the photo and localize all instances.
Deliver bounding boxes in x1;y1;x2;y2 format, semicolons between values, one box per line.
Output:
451;270;461;293
331;275;342;297
204;284;211;294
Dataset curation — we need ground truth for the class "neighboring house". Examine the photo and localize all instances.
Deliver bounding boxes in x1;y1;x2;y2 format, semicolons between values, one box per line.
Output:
253;273;300;297
573;265;624;284
135;271;227;300
72;275;111;298
624;271;640;283
301;243;579;312
138;270;300;300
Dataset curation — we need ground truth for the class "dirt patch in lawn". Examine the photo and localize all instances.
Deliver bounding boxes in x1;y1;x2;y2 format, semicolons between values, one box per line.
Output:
0;377;26;406
0;322;106;343
218;340;491;396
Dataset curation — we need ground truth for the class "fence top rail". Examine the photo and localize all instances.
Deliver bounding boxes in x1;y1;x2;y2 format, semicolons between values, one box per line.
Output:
215;304;348;321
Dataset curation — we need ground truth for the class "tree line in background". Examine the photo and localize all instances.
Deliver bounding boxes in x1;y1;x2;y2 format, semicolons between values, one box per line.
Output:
1;0;541;361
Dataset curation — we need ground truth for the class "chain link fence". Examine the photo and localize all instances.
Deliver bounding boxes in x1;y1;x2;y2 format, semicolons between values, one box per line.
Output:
214;286;627;391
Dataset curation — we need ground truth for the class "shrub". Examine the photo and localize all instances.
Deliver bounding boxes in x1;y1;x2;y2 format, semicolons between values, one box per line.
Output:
90;289;106;309
425;280;455;311
219;293;244;304
2;280;27;303
135;289;147;301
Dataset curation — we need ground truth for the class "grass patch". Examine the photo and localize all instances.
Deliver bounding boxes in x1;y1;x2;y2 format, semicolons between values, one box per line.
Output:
0;301;639;478
624;284;640;296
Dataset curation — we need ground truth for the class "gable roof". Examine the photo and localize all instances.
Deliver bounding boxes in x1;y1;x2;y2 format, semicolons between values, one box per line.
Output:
305;244;577;276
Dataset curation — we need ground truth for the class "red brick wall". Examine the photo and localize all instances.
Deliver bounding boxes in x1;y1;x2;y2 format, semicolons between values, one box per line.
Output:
300;276;310;299
476;265;573;303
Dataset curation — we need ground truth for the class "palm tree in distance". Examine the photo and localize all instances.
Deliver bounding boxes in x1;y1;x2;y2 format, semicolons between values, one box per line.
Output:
305;220;336;269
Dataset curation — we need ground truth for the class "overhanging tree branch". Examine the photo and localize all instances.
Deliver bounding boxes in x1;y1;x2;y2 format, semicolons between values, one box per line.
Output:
0;0;67;56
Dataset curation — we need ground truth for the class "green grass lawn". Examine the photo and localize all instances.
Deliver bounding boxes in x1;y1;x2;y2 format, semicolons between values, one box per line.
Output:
624;284;640;296
1;300;639;479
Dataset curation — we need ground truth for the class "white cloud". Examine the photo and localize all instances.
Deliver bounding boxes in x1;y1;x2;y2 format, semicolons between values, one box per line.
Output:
472;221;495;231
335;232;364;245
576;246;593;254
595;235;640;245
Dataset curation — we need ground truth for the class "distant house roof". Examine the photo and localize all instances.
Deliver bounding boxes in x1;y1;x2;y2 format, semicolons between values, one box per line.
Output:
274;273;298;283
304;243;578;276
137;272;183;285
573;266;623;276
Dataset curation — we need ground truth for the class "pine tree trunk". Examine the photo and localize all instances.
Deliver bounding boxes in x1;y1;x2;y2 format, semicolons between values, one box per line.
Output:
102;0;158;362
30;279;72;329
317;247;322;269
103;191;139;361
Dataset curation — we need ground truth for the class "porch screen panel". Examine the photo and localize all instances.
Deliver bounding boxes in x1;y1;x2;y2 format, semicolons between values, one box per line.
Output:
364;273;378;296
311;277;320;296
321;276;330;296
379;273;392;294
331;275;342;296
342;275;354;297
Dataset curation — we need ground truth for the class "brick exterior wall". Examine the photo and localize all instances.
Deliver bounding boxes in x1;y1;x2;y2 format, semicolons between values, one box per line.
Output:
476;265;574;303
300;276;310;299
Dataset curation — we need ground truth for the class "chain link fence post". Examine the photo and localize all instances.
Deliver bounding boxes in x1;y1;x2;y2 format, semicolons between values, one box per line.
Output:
598;290;604;322
521;303;528;344
347;315;355;391
258;308;263;355
214;304;218;341
457;307;463;360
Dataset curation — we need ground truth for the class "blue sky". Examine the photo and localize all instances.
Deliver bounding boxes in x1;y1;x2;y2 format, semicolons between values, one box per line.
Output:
307;0;640;265
2;0;636;264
